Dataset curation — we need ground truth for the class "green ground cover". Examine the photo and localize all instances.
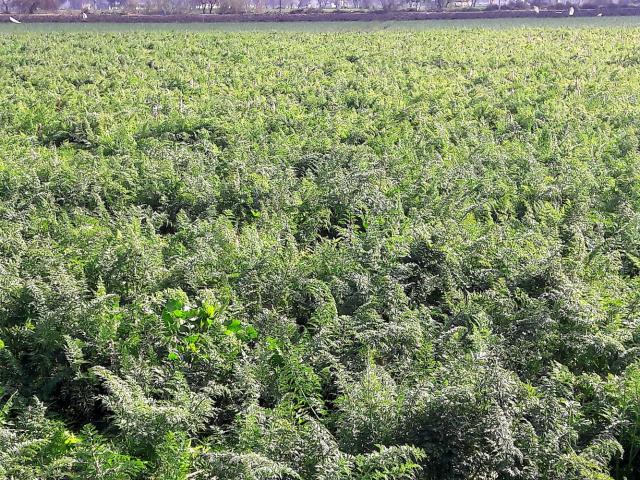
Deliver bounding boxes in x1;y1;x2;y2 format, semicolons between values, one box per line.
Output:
2;25;640;479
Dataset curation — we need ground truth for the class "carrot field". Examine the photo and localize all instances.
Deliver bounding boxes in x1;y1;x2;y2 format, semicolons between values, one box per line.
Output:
2;23;640;480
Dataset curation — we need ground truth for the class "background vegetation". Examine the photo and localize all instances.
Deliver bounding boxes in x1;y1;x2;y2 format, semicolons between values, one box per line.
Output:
2;0;635;17
2;16;640;29
2;26;640;479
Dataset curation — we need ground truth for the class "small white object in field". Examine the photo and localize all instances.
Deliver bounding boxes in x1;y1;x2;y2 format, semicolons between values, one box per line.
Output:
82;12;88;19
569;6;574;15
9;16;21;24
597;12;602;16
533;5;539;13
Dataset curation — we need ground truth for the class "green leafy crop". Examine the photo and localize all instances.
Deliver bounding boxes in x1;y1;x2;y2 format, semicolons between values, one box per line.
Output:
1;25;640;480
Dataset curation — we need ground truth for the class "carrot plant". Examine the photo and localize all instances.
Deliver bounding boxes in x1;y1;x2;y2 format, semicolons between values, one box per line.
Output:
2;26;640;479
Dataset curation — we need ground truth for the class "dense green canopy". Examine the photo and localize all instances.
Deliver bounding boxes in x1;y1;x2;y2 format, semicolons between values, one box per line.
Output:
1;27;640;479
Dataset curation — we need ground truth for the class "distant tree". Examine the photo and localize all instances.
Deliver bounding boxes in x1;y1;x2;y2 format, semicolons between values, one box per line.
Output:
198;0;219;14
12;0;61;12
